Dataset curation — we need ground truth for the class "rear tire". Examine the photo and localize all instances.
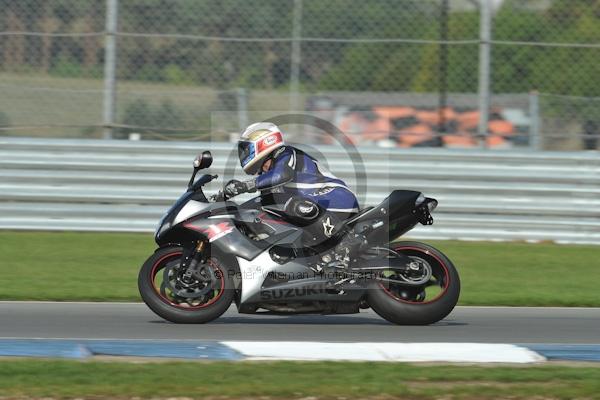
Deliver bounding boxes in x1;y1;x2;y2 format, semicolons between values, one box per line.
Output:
367;241;460;325
138;246;234;323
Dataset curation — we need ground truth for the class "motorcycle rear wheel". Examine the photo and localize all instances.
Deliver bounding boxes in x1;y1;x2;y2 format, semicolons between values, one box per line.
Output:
367;241;460;325
138;246;234;323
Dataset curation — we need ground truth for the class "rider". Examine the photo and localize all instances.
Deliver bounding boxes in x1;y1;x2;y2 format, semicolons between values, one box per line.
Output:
221;122;359;245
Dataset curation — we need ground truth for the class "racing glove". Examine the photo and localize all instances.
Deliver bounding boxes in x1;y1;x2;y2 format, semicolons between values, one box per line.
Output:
223;178;257;199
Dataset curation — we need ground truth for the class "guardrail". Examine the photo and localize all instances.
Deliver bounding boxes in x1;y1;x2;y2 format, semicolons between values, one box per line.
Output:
1;137;599;244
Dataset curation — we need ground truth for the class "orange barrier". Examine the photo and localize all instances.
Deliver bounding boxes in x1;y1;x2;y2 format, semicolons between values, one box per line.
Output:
336;105;517;149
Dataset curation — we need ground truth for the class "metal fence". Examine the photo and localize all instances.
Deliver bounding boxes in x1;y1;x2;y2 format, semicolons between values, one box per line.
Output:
1;0;600;150
1;137;599;244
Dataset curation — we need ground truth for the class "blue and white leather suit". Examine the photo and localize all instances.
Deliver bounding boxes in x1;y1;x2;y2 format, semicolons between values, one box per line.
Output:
256;146;359;218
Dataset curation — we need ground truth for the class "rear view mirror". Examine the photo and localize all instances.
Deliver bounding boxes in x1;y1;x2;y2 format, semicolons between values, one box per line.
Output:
193;151;213;170
188;151;213;190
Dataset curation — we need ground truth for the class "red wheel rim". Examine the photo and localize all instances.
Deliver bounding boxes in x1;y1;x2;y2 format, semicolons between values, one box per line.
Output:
378;246;451;305
149;251;225;310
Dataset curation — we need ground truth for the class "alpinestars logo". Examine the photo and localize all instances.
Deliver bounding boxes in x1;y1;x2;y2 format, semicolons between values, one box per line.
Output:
323;217;334;237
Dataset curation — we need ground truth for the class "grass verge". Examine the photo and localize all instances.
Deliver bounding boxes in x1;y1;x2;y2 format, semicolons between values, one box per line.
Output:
1;359;600;399
0;231;598;306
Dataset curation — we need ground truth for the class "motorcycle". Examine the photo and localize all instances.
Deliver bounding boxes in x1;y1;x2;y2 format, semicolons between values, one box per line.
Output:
138;150;460;325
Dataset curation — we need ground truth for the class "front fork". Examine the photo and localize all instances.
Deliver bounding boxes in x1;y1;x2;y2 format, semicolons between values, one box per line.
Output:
179;240;208;283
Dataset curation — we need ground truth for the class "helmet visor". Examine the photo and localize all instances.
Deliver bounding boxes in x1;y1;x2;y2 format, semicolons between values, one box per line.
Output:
238;140;255;168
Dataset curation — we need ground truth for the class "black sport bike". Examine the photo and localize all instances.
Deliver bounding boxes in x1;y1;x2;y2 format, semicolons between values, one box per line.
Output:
138;151;460;325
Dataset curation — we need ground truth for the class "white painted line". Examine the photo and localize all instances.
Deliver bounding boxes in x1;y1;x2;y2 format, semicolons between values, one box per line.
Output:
222;341;545;363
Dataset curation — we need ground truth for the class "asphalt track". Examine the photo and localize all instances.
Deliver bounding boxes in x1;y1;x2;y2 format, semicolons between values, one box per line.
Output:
1;302;599;344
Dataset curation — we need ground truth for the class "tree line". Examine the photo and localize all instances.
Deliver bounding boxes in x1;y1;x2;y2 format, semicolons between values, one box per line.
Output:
0;0;598;97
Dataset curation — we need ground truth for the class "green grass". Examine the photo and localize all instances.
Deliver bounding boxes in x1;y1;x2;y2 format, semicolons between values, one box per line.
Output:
0;231;153;301
0;231;599;305
0;72;300;138
431;240;600;307
1;359;599;399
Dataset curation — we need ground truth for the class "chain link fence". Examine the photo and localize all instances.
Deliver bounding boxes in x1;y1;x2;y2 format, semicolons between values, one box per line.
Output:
0;0;599;150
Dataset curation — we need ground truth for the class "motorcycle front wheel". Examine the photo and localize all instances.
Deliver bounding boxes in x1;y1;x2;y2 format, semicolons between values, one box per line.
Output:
367;241;460;325
138;246;234;323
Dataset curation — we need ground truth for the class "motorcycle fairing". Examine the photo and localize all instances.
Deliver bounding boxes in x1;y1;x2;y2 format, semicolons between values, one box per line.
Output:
235;251;365;305
348;190;423;243
155;190;301;258
182;210;303;261
174;200;212;225
255;277;365;304
236;251;282;303
155;190;236;243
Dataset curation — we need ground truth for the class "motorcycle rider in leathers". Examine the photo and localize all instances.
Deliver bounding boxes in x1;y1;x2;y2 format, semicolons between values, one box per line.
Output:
221;122;360;247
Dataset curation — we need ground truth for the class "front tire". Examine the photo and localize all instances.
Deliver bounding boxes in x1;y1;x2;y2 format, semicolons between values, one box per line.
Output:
367;241;460;325
138;246;234;323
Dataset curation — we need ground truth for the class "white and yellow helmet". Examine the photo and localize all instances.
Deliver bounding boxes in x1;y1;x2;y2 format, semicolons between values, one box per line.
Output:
237;122;285;174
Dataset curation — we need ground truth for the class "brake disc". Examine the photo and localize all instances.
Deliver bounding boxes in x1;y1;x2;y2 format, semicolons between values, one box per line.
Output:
162;260;217;299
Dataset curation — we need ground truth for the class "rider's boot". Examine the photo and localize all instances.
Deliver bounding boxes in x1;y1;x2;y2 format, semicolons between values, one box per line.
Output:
334;231;367;267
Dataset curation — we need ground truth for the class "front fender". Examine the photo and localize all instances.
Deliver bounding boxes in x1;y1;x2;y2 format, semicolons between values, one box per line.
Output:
154;243;183;252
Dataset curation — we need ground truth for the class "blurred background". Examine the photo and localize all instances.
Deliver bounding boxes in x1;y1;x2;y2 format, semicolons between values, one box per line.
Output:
0;0;598;244
0;0;599;150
